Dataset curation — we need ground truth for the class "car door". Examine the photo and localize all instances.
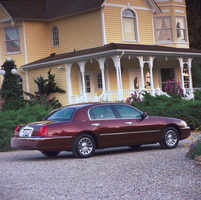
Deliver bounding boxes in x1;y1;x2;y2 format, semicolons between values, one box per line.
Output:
88;105;125;148
112;104;159;145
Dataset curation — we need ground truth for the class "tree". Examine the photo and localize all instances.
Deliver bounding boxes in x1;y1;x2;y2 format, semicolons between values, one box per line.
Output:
186;0;201;49
0;59;25;111
34;69;65;96
25;69;65;109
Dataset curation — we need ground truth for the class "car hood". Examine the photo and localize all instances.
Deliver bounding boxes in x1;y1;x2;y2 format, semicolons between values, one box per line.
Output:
149;116;184;125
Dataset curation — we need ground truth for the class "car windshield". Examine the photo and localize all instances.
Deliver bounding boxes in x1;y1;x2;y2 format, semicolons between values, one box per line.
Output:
44;107;76;121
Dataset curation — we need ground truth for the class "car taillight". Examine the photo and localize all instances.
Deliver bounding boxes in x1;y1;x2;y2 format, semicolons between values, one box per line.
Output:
37;125;48;136
14;125;21;135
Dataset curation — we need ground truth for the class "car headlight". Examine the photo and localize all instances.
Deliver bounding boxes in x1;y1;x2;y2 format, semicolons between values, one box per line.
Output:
181;120;187;127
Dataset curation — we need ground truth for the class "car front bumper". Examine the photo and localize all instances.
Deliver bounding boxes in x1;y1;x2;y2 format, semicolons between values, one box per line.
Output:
180;126;191;140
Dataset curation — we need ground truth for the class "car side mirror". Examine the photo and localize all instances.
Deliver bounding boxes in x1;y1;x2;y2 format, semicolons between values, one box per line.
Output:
141;112;148;119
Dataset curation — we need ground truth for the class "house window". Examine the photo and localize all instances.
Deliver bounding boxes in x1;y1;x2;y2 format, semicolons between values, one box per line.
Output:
160;68;175;91
122;9;138;41
85;75;91;93
176;17;186;41
16;74;23;97
155;16;172;42
146;72;151;87
5;27;20;53
51;26;60;46
97;73;102;89
35;77;41;92
183;66;189;88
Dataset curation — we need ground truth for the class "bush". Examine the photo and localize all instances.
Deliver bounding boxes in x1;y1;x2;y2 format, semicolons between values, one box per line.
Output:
0;104;52;152
127;92;201;130
185;127;201;159
194;89;201;101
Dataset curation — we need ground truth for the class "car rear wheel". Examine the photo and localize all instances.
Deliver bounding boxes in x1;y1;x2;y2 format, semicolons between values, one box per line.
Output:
41;150;60;157
160;126;179;149
72;134;95;158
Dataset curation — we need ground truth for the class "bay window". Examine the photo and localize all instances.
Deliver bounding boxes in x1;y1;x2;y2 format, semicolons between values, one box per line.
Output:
155;16;172;42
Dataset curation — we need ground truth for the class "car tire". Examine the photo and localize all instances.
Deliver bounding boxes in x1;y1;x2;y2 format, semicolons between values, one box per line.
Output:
72;134;95;158
159;126;179;149
129;145;141;150
41;150;60;157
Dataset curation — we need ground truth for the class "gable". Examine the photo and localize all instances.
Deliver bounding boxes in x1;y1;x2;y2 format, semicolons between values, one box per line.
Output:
0;4;11;22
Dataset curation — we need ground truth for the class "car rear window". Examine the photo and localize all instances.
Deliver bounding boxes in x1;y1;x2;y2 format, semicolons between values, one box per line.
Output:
44;107;76;121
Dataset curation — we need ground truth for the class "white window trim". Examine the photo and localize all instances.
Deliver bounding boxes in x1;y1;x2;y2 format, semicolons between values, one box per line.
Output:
176;16;187;43
4;26;21;55
96;72;103;90
121;7;140;42
154;15;173;43
51;26;60;47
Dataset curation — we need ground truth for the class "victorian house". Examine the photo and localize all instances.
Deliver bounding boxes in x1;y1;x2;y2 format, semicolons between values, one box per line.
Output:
0;0;201;105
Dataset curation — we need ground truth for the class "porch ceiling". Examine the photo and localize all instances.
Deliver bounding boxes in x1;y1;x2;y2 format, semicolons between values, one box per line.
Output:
21;43;201;69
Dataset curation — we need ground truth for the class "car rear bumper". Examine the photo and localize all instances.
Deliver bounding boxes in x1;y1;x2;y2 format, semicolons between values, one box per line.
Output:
11;136;74;151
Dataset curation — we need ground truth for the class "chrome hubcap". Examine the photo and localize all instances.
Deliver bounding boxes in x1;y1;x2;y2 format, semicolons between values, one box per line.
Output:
165;130;177;146
78;137;93;155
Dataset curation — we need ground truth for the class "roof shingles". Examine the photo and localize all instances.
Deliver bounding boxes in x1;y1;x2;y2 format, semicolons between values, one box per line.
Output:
0;0;105;20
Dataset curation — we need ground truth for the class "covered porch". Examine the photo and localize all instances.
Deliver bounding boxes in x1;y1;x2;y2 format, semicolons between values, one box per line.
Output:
21;43;201;105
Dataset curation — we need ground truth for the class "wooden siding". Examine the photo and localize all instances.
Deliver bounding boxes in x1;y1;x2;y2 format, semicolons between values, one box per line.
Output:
25;22;50;63
104;1;154;44
106;0;147;7
49;10;103;54
27;65;68;106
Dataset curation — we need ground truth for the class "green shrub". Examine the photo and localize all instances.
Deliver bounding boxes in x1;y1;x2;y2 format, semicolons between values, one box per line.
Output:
194;89;201;101
128;92;201;130
0;104;52;152
185;127;201;159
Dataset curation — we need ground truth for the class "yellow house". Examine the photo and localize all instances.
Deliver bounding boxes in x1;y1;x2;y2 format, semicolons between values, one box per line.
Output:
0;0;201;105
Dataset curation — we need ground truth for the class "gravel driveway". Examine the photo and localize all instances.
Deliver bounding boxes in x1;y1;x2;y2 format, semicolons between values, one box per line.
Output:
0;139;200;200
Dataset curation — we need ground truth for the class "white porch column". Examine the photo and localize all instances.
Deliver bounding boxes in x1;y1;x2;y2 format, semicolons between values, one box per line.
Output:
137;56;145;90
79;61;87;102
97;58;106;100
187;58;193;97
112;54;123;101
65;63;73;104
149;56;155;95
178;58;185;94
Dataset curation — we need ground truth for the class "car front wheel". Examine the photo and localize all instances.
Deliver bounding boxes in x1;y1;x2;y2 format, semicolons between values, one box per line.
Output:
160;127;179;149
41;150;60;157
72;134;95;158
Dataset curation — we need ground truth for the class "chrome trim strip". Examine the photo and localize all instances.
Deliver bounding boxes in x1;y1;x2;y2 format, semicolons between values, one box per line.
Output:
100;130;160;136
14;136;73;140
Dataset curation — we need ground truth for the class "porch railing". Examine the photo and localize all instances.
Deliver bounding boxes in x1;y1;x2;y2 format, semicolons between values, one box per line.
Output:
71;94;85;104
98;88;169;102
71;87;201;104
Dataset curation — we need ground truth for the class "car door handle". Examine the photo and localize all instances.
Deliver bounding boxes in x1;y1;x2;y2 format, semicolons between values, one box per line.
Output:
92;123;100;126
125;122;133;125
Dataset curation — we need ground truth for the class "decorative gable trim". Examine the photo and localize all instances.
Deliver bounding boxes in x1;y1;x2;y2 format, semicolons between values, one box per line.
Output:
0;4;13;24
144;0;162;13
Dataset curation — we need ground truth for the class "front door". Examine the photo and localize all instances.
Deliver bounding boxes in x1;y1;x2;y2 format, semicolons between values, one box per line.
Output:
84;72;94;101
160;68;175;91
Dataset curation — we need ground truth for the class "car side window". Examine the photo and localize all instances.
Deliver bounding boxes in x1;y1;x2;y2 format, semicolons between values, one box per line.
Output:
89;105;116;120
45;107;76;121
113;105;142;119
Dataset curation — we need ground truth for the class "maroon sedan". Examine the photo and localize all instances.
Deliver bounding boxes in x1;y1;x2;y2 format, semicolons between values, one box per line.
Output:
11;102;191;158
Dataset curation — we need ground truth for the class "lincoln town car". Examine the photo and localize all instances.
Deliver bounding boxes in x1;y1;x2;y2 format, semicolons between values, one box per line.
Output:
11;103;191;158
